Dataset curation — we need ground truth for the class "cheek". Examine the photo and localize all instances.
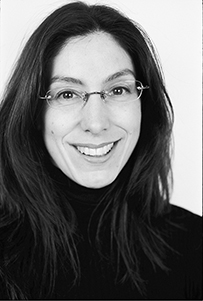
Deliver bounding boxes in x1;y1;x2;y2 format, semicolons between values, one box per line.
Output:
115;102;141;134
44;110;71;139
45;120;60;140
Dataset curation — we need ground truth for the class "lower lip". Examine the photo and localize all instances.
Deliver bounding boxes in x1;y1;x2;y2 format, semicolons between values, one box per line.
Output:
73;141;118;163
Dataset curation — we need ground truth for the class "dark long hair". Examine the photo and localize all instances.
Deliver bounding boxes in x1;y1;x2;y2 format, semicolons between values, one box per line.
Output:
0;1;174;299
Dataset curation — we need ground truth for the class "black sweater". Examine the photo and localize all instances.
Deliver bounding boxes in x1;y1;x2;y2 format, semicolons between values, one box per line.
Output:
52;205;202;300
0;168;202;299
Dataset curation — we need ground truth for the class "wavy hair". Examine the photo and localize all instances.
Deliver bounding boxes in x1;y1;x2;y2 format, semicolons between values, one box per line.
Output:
0;1;173;299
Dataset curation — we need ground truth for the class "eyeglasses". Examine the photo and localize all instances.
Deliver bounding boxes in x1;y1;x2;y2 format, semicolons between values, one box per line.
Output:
40;79;149;109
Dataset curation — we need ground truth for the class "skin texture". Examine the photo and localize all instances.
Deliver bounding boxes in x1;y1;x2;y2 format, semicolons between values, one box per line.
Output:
44;32;142;188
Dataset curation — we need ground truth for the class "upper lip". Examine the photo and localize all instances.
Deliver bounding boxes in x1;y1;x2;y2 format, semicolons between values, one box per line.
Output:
72;140;119;149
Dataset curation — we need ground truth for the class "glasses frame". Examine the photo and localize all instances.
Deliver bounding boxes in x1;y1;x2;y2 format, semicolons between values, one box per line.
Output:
40;80;149;108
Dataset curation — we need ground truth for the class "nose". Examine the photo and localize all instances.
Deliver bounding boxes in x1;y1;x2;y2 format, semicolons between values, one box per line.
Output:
80;95;110;134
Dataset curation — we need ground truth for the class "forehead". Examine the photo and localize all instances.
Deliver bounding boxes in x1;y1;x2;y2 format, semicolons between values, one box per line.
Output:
51;32;134;85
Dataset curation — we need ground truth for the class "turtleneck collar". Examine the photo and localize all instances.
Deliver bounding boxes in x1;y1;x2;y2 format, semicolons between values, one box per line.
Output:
46;160;111;207
44;158;133;242
45;161;116;242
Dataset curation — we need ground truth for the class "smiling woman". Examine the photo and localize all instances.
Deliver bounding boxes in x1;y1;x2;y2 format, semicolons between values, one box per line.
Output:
43;32;142;188
0;1;202;300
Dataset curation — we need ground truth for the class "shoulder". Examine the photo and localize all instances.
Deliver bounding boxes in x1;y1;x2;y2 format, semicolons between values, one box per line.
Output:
167;204;202;221
164;204;202;237
161;204;202;250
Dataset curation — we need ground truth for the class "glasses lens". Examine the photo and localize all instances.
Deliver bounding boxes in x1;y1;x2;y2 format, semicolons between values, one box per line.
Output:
105;80;140;103
46;88;83;107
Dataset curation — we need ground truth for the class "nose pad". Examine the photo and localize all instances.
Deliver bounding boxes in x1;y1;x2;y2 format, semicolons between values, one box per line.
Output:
80;94;110;134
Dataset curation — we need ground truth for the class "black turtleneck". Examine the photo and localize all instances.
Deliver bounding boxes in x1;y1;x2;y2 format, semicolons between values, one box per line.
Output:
0;162;201;300
46;163;125;299
43;162;202;300
46;162;112;234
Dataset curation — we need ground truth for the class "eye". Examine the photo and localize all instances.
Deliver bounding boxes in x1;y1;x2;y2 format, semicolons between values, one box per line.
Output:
111;86;129;95
56;90;77;100
109;86;131;97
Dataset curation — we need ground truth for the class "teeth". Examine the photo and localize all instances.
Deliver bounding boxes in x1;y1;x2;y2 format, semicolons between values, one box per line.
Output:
77;142;114;157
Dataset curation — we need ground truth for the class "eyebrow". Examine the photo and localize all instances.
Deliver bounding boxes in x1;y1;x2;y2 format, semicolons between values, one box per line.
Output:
50;68;135;85
104;69;135;83
50;76;83;85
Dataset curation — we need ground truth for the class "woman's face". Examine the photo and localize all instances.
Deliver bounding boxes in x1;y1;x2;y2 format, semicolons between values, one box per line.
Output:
44;32;141;188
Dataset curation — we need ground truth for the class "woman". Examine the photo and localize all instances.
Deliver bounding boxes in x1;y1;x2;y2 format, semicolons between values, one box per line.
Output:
0;2;201;299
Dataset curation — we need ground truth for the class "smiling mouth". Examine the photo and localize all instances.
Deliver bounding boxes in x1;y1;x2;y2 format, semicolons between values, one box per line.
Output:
74;142;117;157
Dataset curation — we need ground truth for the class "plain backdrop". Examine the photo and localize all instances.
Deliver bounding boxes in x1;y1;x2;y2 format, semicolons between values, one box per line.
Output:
0;0;202;215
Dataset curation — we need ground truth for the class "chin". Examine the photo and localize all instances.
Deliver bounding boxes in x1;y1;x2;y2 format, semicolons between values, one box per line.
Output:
75;173;118;189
